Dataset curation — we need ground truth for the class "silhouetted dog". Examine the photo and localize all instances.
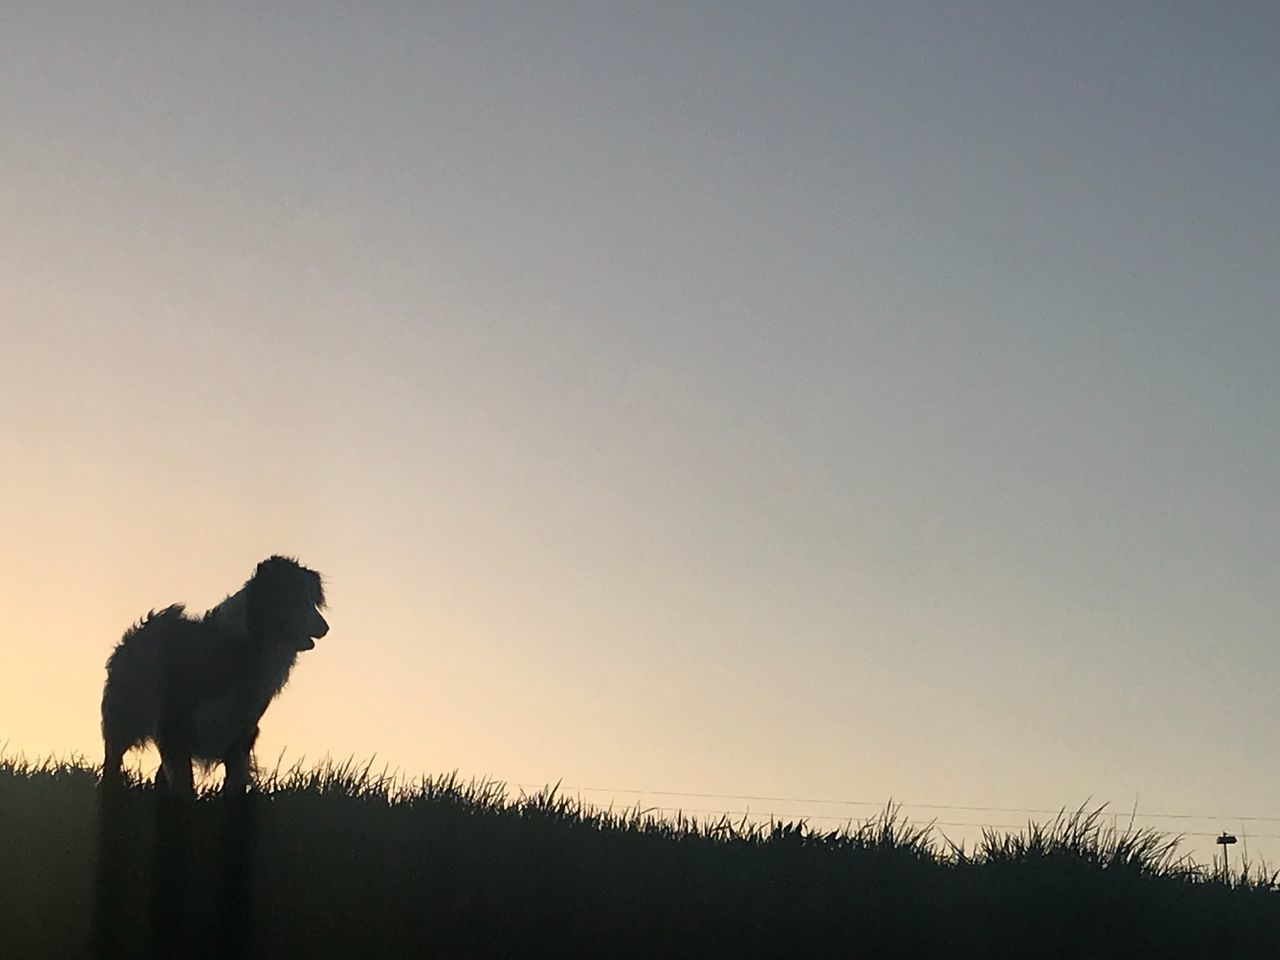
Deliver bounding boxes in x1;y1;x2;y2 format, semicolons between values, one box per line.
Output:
101;556;328;796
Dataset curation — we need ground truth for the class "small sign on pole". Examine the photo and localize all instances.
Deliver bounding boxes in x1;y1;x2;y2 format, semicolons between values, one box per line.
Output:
1217;832;1237;882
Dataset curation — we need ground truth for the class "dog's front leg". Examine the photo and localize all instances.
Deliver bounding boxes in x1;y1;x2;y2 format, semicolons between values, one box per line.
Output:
223;737;254;797
157;744;194;798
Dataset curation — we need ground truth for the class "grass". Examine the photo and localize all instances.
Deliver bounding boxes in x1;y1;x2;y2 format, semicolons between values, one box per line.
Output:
2;753;1279;958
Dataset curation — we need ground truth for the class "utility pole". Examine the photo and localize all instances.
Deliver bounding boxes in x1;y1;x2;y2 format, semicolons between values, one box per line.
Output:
1217;832;1237;883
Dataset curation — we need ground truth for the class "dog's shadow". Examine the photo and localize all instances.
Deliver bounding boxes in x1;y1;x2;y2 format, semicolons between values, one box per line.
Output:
94;785;255;959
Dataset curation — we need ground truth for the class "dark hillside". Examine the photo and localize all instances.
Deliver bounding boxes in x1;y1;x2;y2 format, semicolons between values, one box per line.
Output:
2;756;1277;958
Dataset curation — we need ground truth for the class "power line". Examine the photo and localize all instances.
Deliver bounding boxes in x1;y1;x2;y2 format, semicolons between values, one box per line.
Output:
651;806;1280;838
571;803;1280;841
516;783;1280;827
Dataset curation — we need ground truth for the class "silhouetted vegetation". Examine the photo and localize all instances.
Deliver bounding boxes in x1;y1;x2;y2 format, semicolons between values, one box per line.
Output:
2;754;1278;958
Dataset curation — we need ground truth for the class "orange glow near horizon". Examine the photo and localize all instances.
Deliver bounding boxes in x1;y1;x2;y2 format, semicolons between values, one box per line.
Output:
5;5;1280;872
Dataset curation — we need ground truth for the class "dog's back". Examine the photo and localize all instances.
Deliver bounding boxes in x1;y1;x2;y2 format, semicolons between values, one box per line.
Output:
101;605;264;784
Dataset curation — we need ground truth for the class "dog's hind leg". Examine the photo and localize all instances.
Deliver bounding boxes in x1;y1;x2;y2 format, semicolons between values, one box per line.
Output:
157;698;195;798
156;677;196;798
101;740;126;789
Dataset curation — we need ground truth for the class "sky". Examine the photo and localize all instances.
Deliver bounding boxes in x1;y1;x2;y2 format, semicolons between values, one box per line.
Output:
2;2;1279;866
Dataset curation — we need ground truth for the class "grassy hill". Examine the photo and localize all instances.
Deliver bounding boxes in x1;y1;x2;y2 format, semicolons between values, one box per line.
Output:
2;754;1278;958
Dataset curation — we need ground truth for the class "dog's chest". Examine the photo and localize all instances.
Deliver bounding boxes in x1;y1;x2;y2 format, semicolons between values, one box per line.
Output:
191;651;295;757
191;693;259;756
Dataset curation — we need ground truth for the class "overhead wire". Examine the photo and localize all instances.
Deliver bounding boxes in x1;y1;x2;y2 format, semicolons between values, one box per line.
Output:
514;782;1280;834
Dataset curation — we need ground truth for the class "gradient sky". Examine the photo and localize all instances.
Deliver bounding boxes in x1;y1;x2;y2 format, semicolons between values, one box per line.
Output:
3;3;1279;865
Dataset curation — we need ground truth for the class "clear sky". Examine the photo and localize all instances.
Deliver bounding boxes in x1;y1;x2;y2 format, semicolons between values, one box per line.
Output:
2;3;1278;865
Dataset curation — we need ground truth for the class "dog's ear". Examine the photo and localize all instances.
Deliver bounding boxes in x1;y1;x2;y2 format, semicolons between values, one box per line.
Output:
244;557;294;644
309;567;327;610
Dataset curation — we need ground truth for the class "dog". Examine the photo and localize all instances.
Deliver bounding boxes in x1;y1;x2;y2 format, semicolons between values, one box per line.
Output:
101;556;328;796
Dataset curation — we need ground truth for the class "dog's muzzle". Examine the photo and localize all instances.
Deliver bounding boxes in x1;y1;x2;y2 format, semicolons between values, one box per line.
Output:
302;612;329;650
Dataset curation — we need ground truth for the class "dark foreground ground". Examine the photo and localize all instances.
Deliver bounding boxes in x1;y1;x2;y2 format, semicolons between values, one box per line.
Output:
2;756;1279;959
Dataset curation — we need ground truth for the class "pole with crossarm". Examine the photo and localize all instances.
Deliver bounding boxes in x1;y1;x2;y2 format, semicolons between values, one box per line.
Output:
1217;832;1237;883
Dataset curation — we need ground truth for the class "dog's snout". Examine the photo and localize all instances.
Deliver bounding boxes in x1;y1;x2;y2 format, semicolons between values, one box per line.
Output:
312;612;329;639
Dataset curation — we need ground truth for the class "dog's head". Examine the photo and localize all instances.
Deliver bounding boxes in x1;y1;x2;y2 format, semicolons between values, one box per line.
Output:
245;555;328;652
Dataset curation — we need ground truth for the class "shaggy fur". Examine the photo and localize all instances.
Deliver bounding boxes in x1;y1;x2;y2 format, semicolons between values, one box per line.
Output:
101;556;328;796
